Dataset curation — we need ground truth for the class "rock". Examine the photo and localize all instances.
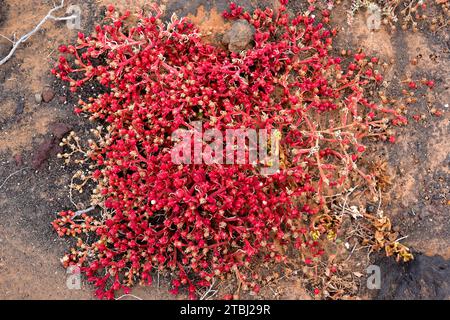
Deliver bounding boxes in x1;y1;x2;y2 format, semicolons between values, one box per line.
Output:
366;204;376;213
41;86;55;103
13;153;23;166
34;93;42;104
58;95;67;104
15;98;25;115
376;253;450;300
418;208;430;220
31;122;73;169
31;139;55;169
223;20;255;53
50;123;72;139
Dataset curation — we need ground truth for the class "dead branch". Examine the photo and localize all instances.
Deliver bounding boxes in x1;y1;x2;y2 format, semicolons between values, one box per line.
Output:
199;278;217;300
72;206;96;218
115;294;143;300
0;167;29;191
0;0;77;66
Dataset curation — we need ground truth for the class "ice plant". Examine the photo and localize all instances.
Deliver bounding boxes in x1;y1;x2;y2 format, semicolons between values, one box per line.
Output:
52;1;410;299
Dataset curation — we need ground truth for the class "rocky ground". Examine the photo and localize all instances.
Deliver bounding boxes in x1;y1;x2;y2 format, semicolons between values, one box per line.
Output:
0;0;448;300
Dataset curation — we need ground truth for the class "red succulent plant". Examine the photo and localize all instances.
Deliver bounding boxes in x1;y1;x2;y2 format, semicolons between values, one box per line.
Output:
52;1;409;299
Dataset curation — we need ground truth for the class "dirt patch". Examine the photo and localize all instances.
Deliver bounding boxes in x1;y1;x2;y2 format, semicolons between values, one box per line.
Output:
346;13;395;61
187;6;231;43
0;108;58;154
376;253;450;300
0;224;91;299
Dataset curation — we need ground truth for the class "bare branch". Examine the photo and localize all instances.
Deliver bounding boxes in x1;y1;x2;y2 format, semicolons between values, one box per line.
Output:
0;0;76;66
72;206;96;218
0;34;14;43
115;294;143;300
199;278;217;300
0;167;29;191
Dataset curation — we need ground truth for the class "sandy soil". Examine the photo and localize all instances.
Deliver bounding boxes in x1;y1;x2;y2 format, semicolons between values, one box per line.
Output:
0;0;448;300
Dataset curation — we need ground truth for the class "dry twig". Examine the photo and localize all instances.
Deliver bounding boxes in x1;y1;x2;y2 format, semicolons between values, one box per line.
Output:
115;294;143;300
0;167;29;191
199;278;218;300
0;0;77;66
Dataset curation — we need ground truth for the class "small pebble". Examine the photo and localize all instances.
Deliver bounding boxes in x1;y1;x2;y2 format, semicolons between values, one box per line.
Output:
35;93;43;104
58;95;67;104
366;204;375;213
42;86;55;103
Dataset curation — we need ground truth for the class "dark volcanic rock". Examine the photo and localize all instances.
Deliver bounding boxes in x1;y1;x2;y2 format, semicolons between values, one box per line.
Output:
31;139;55;169
15;97;25;115
50;123;72;140
31;123;72;169
376;253;450;300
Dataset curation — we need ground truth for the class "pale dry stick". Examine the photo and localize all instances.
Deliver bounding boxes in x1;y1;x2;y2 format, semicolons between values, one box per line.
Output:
0;0;77;66
340;185;359;217
199;278;217;300
72;206;96;218
115;294;143;300
0;34;14;43
268;285;277;297
344;243;358;262
394;235;409;243
69;175;79;209
0;167;29;191
259;268;302;291
324;192;344;199
366;246;373;262
47;48;56;58
376;188;382;217
435;20;449;33
343;228;358;240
